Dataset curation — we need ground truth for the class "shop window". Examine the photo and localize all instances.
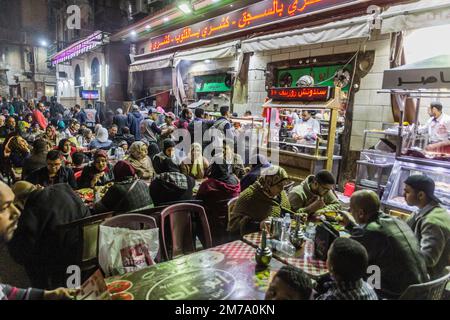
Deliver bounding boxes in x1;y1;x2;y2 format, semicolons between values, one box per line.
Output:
404;25;450;64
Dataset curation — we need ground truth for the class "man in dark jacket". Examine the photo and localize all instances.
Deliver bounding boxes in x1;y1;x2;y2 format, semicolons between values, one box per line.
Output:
342;190;429;299
188;108;215;151
21;139;49;180
26;150;77;189
113;108;128;135
8;182;90;289
73;104;87;125
127;105;144;140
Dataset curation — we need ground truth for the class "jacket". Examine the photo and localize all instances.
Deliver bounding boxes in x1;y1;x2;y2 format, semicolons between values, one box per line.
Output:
196;178;241;204
32;109;48;130
127;112;143;140
26;166;77;189
150;172;195;206
113;114;129;134
8;184;91;269
348;213;429;298
288;175;341;214
407;203;450;279
22;153;47;179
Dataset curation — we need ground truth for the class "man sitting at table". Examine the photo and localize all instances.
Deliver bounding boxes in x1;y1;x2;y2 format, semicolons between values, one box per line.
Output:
26;150;77;189
403;175;450;280
288;170;341;217
342;190;429;299
8;181;90;290
0;181;78;300
316;238;378;300
265;266;313;300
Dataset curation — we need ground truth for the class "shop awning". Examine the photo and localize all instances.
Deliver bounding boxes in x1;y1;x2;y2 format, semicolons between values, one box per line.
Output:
381;0;450;34
129;53;174;73
173;41;240;66
382;55;450;90
241;15;371;53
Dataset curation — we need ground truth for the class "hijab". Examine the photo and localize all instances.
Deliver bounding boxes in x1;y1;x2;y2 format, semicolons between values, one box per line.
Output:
95;127;109;143
257;165;289;196
207;163;238;185
141;119;158;143
128;141;154;179
113;161;136;182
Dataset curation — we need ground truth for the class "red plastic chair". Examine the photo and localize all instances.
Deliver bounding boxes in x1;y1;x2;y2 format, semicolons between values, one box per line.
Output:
101;214;160;262
160;203;212;261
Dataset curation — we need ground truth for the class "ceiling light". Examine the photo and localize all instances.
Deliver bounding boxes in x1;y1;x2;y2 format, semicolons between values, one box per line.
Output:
163;17;170;22
40;40;48;47
130;30;137;37
178;3;192;14
145;25;151;30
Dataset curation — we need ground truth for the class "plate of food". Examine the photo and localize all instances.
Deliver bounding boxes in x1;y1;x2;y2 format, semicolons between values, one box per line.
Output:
76;188;94;202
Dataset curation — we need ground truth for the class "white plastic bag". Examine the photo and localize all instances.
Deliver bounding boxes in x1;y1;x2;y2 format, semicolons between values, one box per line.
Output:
98;226;159;277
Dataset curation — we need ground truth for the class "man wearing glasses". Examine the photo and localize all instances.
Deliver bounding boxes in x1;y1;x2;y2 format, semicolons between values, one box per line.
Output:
288;170;341;217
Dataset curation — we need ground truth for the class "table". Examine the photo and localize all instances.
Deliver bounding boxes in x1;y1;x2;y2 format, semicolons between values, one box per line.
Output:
243;232;328;279
105;241;285;300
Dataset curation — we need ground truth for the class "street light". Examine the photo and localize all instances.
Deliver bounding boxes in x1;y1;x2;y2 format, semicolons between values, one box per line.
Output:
40;40;48;47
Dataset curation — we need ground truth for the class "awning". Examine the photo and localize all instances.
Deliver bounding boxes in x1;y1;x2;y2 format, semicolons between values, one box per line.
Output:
381;0;450;34
382;55;450;90
129;53;174;73
241;15;371;53
173;41;240;67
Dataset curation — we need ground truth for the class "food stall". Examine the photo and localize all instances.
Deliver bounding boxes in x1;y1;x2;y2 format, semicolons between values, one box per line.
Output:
261;86;343;181
380;55;450;213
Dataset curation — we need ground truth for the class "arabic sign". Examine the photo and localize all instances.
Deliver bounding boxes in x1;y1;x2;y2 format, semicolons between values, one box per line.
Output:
150;0;358;53
268;87;334;101
383;69;450;90
51;31;106;66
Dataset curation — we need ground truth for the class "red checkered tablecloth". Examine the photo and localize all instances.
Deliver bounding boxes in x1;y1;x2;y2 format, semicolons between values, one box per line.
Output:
209;240;256;260
243;233;328;278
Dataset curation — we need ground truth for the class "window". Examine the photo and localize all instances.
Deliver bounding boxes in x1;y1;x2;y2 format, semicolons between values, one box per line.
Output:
74;64;81;87
91;58;100;86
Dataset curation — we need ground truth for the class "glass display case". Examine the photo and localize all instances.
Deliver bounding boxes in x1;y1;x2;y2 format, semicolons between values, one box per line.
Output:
356;150;395;196
381;157;450;213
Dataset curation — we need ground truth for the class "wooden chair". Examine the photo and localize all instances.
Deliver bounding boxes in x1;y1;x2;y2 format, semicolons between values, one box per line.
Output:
399;268;450;300
160;203;212;261
56;212;114;282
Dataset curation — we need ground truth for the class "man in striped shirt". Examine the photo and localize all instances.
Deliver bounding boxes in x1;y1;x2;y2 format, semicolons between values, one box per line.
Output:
0;181;76;300
316;238;378;300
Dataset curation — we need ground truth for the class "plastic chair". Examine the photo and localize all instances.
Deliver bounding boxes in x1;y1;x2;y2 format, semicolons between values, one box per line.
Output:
56;212;114;283
102;214;160;262
160;203;212;261
399;268;450;300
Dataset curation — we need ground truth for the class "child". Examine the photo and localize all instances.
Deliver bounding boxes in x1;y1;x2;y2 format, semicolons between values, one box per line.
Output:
265;266;313;300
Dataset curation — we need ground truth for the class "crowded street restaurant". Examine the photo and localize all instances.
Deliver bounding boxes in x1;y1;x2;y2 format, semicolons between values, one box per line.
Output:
0;0;449;302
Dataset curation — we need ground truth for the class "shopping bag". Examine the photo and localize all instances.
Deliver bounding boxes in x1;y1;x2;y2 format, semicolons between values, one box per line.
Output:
98;226;159;277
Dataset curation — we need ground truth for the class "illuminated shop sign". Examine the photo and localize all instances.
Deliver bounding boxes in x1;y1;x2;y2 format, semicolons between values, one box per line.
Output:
268;87;333;101
150;0;358;52
51;31;106;66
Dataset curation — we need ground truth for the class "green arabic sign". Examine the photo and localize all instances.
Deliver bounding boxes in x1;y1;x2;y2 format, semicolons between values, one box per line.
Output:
276;64;353;92
195;74;231;93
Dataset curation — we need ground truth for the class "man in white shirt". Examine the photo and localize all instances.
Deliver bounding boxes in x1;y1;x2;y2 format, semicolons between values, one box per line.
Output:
419;102;450;151
292;110;321;142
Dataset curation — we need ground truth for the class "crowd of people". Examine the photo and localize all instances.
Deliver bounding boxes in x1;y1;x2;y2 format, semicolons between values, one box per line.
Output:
0;95;448;300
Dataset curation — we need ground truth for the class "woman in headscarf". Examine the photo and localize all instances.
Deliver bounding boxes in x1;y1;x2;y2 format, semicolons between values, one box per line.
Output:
41;125;57;148
196;162;241;203
181;143;209;180
88;127;112;150
149;157;195;206
224;143;247;179
94;161;153;214
140;118;161;159
228;165;291;236
153;139;179;174
6;135;31;167
128;141;155;180
240;154;272;192
78;150;114;189
56;138;77;166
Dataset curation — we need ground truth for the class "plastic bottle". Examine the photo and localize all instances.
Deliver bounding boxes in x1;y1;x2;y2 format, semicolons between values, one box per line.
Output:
305;223;316;240
281;213;291;242
268;239;296;257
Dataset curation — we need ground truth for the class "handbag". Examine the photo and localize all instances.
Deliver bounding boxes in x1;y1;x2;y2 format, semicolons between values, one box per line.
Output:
314;221;340;261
